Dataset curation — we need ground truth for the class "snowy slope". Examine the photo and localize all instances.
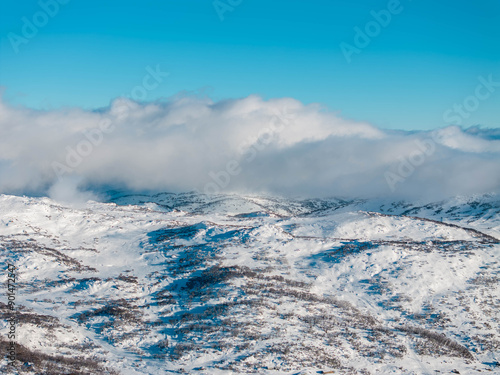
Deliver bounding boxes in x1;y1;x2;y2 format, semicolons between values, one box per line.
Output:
1;193;499;374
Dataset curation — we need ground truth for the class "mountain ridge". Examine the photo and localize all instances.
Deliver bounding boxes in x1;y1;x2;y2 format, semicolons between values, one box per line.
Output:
1;192;499;374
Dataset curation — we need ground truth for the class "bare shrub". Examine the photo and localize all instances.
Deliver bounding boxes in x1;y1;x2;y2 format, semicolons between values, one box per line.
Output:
399;325;474;360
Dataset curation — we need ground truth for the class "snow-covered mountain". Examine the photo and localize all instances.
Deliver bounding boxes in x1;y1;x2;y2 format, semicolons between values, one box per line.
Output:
1;192;499;374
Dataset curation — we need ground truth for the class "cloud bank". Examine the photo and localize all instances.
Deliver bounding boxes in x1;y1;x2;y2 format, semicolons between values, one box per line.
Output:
0;93;499;201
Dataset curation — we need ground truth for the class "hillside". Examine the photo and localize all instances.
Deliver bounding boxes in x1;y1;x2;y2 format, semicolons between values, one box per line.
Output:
1;193;499;374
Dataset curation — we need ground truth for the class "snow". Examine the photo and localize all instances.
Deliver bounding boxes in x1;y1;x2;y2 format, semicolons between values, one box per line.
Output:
1;192;499;374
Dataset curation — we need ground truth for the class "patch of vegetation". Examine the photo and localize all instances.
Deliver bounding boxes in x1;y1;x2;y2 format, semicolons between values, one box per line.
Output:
0;337;119;375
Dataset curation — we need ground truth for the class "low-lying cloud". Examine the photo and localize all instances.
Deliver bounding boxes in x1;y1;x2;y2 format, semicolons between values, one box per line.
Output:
0;93;499;201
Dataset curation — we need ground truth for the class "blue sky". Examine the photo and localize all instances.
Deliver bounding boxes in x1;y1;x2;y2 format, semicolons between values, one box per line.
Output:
0;0;499;130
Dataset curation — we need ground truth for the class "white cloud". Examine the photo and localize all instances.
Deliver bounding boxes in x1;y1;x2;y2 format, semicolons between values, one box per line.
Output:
0;93;499;201
48;176;99;207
